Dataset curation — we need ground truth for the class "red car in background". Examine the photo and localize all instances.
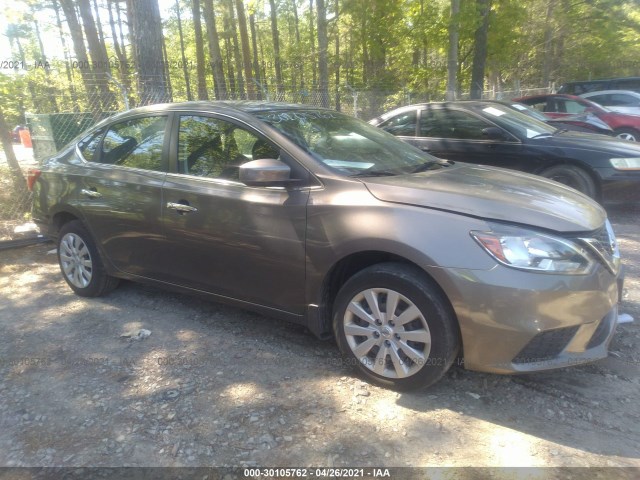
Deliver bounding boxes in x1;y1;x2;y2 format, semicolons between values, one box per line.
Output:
514;94;640;141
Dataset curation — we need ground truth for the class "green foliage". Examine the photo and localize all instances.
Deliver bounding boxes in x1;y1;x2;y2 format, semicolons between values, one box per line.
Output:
2;0;640;117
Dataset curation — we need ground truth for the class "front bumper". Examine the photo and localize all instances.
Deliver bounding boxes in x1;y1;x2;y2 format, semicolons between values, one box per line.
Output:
430;262;622;374
596;167;640;204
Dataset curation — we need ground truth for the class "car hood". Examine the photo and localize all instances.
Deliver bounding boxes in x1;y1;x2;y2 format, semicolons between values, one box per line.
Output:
363;164;605;232
536;131;640;155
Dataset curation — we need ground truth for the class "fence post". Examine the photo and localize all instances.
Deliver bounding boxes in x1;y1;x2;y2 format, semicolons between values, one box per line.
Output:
107;73;129;110
254;80;270;101
345;83;358;118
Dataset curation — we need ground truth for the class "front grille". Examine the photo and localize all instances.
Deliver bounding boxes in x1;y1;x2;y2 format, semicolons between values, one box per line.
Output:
591;226;614;256
577;222;619;274
587;312;614;349
512;326;579;364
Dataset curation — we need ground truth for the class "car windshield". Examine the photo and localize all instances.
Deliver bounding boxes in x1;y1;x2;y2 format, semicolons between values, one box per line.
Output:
476;104;557;138
255;109;442;176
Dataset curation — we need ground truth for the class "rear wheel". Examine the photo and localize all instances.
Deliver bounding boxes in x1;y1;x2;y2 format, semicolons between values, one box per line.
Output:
540;164;597;198
614;128;639;142
333;263;460;391
57;220;119;297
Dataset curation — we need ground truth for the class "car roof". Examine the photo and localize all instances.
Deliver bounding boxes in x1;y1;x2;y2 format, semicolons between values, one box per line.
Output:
581;90;640;97
562;76;640;84
514;94;582;101
104;100;332;122
386;100;525;109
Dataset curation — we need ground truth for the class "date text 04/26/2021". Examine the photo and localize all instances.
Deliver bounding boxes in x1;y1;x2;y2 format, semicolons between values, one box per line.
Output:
244;468;391;478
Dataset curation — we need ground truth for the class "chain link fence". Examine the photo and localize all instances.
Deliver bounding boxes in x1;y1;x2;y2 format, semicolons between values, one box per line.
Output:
0;78;551;245
0;166;37;245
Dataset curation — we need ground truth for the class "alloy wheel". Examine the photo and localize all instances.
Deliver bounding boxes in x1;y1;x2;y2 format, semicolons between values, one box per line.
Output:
343;288;431;379
59;233;93;289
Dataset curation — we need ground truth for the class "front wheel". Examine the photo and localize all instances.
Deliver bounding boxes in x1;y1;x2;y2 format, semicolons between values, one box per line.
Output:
614;128;639;142
333;263;460;391
57;220;119;297
540;164;597;198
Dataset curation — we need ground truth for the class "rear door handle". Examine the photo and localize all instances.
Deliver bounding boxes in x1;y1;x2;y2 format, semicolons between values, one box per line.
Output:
167;202;198;214
81;188;102;199
419;146;431;152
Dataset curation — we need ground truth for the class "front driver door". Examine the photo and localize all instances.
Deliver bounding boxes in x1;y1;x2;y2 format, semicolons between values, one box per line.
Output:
160;114;310;314
411;107;531;170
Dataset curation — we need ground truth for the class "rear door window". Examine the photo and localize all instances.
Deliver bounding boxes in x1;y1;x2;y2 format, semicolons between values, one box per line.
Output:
557;99;587;114
101;116;168;171
77;128;106;162
586;94;610;105
421;109;492;140
609;93;640;106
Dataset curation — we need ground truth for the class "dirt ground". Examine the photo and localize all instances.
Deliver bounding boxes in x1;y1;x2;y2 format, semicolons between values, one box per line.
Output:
0;204;639;477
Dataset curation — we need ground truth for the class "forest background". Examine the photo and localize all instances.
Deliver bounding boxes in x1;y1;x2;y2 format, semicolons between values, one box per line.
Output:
1;0;639;128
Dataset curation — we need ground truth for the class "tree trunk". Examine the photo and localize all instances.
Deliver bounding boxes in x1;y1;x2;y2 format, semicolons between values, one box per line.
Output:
0;107;25;189
309;0;317;87
175;0;193;100
249;11;262;97
78;0;116;109
268;0;283;93
162;35;173;98
542;0;556;86
107;0;133;107
60;0;101;109
316;0;329;107
360;4;368;84
223;0;245;98
235;0;254;99
52;0;80;111
32;16;59;113
446;0;460;101
129;0;169;104
291;0;303;90
115;0;127;55
192;0;209;100
92;0;107;49
224;35;236;96
470;0;491;100
334;0;340;111
203;0;228;99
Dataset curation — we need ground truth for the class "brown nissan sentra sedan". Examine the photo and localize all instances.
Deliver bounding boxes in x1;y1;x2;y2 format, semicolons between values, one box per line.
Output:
30;101;623;390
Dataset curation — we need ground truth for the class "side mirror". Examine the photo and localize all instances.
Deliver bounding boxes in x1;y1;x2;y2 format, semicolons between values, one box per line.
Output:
481;127;508;141
239;159;292;186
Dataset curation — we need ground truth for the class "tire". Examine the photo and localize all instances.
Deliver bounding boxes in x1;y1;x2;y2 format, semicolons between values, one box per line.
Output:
57;220;119;297
332;263;460;391
614;128;639;142
540;164;597;198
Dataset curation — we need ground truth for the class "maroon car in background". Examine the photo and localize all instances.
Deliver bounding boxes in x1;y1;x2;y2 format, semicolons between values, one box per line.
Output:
514;94;640;141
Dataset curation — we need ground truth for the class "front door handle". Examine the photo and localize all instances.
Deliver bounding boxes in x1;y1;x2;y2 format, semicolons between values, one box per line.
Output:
81;188;102;199
167;202;198;214
419;146;431;152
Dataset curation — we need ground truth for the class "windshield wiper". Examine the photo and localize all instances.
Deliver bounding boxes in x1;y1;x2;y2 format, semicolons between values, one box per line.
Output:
409;160;454;173
350;169;398;177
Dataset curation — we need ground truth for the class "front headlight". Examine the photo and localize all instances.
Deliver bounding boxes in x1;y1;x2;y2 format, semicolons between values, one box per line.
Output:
470;225;594;274
610;158;640;170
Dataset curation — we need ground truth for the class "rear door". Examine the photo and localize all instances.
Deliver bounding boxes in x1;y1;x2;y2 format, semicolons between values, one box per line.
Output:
159;113;310;314
77;114;169;278
411;106;527;169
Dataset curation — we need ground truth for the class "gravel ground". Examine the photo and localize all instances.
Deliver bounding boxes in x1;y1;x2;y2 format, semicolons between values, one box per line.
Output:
0;205;639;475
